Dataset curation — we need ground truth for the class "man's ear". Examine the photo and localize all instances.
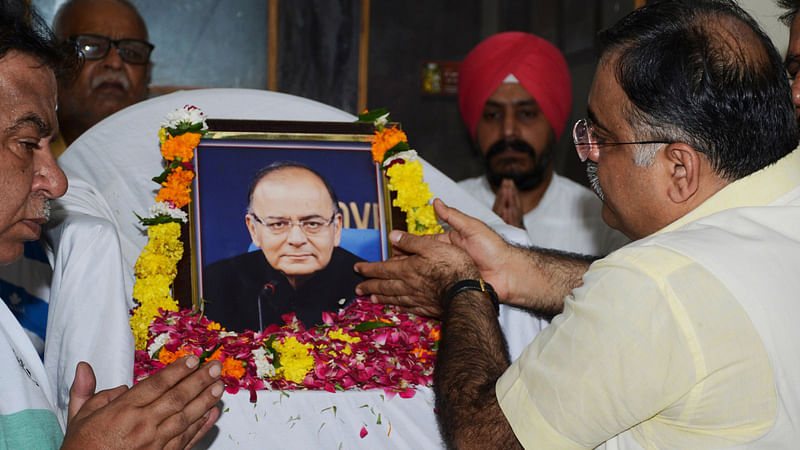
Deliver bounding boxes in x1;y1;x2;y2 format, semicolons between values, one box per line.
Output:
333;213;343;247
664;143;701;204
245;214;260;248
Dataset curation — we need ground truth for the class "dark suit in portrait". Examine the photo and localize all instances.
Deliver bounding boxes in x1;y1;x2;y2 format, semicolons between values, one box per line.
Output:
202;247;365;331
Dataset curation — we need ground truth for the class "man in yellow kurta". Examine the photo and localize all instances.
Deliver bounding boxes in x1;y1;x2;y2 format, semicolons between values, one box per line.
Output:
355;0;800;447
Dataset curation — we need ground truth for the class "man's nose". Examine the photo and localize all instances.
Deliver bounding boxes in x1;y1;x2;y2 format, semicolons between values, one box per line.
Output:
285;223;308;245
502;112;518;139
792;76;800;119
34;146;68;199
103;44;125;69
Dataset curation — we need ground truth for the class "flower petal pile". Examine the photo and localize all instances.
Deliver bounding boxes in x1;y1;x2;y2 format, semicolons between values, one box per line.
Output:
134;299;440;400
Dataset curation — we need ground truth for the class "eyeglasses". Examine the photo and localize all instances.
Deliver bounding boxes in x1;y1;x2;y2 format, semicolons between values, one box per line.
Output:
249;213;336;236
573;118;671;162
69;34;154;65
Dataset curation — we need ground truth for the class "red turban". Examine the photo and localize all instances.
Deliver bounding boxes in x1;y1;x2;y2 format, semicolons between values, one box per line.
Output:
458;32;572;139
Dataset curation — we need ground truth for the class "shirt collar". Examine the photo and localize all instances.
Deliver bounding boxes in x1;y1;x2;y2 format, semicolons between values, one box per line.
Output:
655;148;800;236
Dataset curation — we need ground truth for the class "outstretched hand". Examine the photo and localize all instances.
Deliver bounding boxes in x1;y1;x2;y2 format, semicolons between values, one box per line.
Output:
355;199;520;316
62;356;224;450
355;222;480;317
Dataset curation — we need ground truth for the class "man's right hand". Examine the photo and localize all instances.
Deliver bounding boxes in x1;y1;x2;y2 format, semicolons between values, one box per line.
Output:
62;356;224;450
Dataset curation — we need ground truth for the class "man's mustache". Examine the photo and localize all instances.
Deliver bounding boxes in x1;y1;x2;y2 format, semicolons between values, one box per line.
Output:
91;71;130;92
485;139;536;160
38;199;52;222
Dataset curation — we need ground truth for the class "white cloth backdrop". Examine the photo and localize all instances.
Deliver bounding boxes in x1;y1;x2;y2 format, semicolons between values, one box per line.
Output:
54;88;530;449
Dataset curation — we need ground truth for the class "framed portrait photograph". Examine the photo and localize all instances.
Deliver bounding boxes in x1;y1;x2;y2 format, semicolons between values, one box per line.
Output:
190;120;388;332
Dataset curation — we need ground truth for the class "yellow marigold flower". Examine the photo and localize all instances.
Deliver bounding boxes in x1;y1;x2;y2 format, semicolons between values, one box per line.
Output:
272;336;314;384
328;329;361;344
134;252;177;279
207;322;222;331
143;223;183;261
160;132;201;161
130;298;178;350
370;126;407;163
222;357;246;379
132;274;173;304
158;127;168;145
385;160;442;235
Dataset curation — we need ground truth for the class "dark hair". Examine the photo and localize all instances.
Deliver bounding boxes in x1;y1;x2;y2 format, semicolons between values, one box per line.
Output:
597;0;798;180
247;161;340;214
777;0;800;26
0;0;77;81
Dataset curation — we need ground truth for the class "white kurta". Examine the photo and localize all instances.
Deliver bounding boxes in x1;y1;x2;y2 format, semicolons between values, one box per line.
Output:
458;173;629;360
0;299;63;448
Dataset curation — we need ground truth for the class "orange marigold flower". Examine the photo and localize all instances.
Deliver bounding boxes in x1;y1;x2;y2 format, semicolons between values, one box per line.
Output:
429;327;440;341
160;132;201;161
158;347;177;365
208;347;223;362
222;357;246;379
412;346;430;361
155;184;191;208
206;322;222;331
370;126;407;163
165;166;194;187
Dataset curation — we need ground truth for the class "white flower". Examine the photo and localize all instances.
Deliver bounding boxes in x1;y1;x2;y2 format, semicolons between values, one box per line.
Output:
374;112;390;129
382;149;418;167
148;333;170;358
148;201;188;223
219;331;238;338
251;347;275;378
161;105;208;131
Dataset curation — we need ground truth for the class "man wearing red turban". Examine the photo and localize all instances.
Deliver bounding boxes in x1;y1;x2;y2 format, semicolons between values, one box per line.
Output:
456;32;627;360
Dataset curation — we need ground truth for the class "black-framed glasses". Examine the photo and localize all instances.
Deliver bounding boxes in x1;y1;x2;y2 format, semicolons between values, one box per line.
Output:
69;34;154;65
573;118;671;162
249;212;337;236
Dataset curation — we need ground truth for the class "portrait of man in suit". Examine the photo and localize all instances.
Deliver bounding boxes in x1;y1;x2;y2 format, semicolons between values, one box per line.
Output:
202;161;365;332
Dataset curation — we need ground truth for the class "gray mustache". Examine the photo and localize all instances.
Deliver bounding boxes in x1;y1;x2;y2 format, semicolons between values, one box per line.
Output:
91;72;130;92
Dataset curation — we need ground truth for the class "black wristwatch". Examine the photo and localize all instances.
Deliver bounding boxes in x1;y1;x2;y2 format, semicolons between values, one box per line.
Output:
444;278;500;315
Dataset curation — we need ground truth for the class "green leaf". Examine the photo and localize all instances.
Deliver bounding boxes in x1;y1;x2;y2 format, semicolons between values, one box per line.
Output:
380;142;411;164
198;343;222;364
357;108;389;123
351;321;395;332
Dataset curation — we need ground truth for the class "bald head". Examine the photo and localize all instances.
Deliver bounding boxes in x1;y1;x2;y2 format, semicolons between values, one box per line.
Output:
53;0;151;145
53;0;147;41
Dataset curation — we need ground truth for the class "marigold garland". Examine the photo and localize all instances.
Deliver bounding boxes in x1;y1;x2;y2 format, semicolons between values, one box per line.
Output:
130;105;207;350
132;105;441;403
359;108;443;235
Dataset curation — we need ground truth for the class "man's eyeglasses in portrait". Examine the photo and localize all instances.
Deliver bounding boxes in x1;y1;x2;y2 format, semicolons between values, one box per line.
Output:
249;213;336;236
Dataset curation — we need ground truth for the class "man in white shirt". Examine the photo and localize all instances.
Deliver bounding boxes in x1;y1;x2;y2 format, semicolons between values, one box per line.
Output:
456;31;625;253
456;32;628;359
356;0;800;447
0;6;222;448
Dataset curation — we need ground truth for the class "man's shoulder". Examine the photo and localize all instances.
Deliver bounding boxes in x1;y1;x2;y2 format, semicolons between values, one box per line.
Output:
330;246;366;266
205;251;268;277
